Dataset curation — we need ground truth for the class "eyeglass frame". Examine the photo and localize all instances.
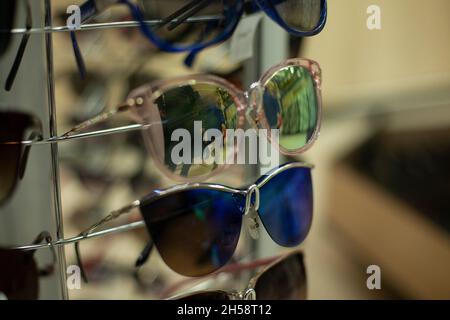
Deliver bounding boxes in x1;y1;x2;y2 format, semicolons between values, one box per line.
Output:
170;249;306;300
73;161;313;281
78;0;327;66
2;58;322;184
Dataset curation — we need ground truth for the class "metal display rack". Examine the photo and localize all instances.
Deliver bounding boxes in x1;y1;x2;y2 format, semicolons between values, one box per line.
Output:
0;0;288;299
0;0;66;299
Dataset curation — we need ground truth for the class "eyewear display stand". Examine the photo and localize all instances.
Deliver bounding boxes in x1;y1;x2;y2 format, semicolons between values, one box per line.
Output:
0;0;288;300
0;0;66;299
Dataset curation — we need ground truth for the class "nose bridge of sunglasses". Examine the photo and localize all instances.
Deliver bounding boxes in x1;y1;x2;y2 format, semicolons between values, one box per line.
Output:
244;184;261;240
245;184;260;214
245;83;264;129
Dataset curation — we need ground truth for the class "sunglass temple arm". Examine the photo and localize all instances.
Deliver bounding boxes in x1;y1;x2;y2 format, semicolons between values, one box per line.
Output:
4;0;32;91
162;255;281;299
75;200;140;282
61;101;133;137
31;231;57;276
135;240;154;268
166;0;212;31
132;239;155;286
2;101;138;147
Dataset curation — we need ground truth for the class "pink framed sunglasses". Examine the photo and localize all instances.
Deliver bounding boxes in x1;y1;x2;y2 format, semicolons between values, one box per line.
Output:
12;58;322;182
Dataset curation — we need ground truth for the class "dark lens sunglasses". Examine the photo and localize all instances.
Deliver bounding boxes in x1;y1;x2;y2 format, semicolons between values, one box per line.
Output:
77;0;327;66
75;162;313;279
174;250;307;300
0;231;56;300
0;111;43;206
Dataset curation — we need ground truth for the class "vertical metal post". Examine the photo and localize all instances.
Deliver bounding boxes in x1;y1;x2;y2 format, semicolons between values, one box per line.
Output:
45;0;68;300
241;15;288;259
255;16;289;257
259;16;289;71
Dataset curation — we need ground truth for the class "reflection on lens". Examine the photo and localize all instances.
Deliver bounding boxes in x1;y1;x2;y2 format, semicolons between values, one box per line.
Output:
263;65;318;151
0;112;34;206
140;189;244;277
258;167;313;246
274;0;323;32
140;0;239;49
254;252;306;300
153;83;239;178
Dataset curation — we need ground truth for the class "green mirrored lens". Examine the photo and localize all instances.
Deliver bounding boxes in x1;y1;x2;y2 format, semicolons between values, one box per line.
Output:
263;65;319;151
152;83;238;178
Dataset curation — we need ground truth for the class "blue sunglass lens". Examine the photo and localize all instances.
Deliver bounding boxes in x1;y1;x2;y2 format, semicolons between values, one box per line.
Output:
258;166;313;247
140;189;244;277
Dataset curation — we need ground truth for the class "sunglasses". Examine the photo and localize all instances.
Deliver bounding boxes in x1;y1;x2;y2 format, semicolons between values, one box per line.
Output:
75;162;313;279
0;232;55;300
174;250;307;300
2;58;321;184
77;0;327;66
0;111;42;206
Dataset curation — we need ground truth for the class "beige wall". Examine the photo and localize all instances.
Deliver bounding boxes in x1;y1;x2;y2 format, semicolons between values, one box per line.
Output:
303;0;450;110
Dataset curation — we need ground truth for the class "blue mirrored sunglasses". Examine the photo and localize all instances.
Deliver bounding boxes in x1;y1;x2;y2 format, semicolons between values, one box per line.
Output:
74;161;314;279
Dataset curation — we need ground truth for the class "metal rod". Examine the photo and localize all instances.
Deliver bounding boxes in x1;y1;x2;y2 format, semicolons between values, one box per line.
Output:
44;0;68;300
19;123;149;146
8;16;222;34
1;123;144;146
12;221;146;252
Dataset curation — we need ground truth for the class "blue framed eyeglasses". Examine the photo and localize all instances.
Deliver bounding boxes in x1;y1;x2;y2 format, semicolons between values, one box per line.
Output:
78;0;328;66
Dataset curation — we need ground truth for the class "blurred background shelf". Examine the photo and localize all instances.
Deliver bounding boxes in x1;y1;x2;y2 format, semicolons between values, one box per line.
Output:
298;0;450;300
329;126;450;299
